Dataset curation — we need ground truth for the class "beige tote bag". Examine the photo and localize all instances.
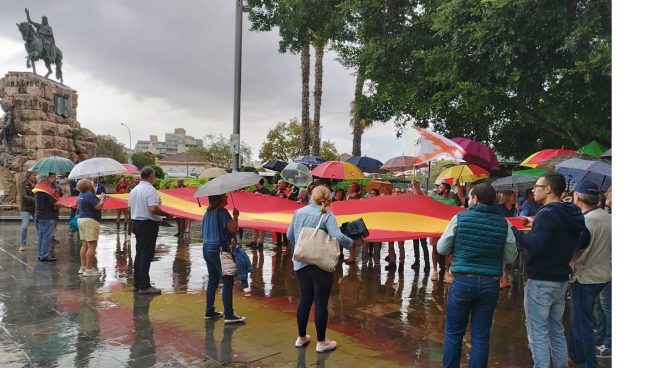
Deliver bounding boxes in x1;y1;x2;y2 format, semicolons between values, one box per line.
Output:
293;214;340;272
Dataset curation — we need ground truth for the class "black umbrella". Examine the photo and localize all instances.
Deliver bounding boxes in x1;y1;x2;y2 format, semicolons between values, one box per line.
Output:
263;160;288;172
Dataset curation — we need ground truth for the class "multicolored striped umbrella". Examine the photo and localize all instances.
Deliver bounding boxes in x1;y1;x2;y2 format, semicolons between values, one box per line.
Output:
311;161;365;180
519;149;578;168
436;164;490;185
379;155;427;172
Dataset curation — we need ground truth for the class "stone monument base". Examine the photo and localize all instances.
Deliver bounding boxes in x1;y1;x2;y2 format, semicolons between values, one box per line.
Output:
0;71;97;204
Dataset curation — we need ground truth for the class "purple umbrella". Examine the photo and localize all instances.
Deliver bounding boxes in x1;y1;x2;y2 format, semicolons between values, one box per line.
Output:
451;137;500;172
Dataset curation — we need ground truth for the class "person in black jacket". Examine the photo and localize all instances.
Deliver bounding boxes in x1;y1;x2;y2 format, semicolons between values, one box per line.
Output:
511;173;590;368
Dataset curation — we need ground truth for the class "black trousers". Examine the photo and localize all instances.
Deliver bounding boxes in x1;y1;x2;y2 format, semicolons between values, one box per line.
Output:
132;220;159;290
295;265;333;341
413;238;430;265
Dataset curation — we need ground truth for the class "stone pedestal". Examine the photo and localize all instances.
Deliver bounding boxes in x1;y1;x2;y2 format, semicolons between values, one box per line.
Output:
0;71;97;204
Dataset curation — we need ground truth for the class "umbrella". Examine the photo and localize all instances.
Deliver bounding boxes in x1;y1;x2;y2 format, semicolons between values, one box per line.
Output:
380;156;427;172
492;176;537;192
577;140;608;158
294;155;325;168
512;168;548;177
68;157;127;179
28;156;74;174
346;156;383;173
199;167;228;179
436;164;490;185
554;158;612;190
122;164;140;174
599;148;612;159
194;172;261;198
262;160;288;172
537;152;595;170
364;180;394;195
519;149;578;168
451;137;500;171
311;161;365;180
280;163;312;187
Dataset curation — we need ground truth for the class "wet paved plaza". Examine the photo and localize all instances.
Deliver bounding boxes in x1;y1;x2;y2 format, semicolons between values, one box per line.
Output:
0;220;611;367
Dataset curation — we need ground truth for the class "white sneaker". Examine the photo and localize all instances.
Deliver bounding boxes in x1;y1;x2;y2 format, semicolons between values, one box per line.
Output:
316;340;337;353
78;266;85;274
82;268;101;277
295;335;311;347
224;315;246;324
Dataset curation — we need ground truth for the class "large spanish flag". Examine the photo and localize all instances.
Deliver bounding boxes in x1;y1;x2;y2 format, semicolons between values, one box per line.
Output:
61;188;529;241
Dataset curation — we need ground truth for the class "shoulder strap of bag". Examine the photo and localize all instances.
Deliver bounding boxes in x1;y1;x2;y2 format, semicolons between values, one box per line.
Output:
312;213;325;236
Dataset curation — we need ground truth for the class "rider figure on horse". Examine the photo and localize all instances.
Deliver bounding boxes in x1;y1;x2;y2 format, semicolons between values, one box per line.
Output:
25;8;56;62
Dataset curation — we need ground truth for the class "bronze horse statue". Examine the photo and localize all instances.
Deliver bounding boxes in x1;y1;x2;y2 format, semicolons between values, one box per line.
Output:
17;22;63;83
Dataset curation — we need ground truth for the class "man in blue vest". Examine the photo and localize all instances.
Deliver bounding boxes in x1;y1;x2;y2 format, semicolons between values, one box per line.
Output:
512;173;590;368
437;183;518;368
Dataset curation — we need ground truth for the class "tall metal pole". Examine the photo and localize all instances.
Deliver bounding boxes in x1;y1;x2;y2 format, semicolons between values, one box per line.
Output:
120;122;132;164
231;0;243;173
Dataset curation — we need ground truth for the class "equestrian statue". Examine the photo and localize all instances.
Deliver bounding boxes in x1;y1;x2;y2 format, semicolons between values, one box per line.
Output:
17;8;64;83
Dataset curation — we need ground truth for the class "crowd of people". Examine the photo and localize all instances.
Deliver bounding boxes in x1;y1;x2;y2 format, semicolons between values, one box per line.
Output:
16;167;612;366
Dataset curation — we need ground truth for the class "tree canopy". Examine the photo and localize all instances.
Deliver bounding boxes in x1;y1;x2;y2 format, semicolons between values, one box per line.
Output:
131;151;156;170
259;119;339;162
95;135;127;163
190;134;252;169
347;0;610;159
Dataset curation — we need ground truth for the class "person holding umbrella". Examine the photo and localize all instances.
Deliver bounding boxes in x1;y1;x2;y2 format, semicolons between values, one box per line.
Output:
33;173;73;261
201;194;245;323
129;167;171;294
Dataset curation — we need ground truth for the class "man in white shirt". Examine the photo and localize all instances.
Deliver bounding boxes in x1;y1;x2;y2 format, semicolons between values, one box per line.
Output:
129;167;169;294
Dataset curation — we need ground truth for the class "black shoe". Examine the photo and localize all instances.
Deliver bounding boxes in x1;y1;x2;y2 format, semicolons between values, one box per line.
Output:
39;257;57;262
410;262;420;270
53;239;60;244
205;311;224;320
173;233;180;237
385;264;397;271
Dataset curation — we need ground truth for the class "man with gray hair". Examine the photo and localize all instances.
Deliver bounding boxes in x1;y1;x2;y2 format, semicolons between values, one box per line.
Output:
568;181;611;367
129;167;169;294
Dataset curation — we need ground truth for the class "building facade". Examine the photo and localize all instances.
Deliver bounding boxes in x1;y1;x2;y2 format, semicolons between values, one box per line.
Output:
134;128;203;155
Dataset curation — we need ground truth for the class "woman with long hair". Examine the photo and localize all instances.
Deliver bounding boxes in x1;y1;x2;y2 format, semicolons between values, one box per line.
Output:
202;194;245;323
287;186;354;353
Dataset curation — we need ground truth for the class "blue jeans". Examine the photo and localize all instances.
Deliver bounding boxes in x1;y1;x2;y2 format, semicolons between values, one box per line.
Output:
443;276;500;368
203;245;236;317
524;279;569;368
569;282;607;368
593;281;611;348
36;219;55;260
19;211;36;245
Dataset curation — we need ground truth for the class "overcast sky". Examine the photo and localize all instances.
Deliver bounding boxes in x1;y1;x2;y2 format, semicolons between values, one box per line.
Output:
0;0;420;163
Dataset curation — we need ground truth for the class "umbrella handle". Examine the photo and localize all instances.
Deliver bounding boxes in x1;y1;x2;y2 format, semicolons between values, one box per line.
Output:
197;198;202;208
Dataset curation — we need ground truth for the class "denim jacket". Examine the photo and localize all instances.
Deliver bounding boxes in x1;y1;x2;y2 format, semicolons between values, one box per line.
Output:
287;204;353;271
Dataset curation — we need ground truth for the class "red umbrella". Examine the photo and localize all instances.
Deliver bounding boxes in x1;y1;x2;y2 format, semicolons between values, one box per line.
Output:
519;149;578;168
451;137;500;171
311;161;365;180
380;156;427;172
122;163;140;174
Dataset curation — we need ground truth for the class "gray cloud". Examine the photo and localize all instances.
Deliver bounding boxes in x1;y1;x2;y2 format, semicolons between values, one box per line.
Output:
0;0;406;161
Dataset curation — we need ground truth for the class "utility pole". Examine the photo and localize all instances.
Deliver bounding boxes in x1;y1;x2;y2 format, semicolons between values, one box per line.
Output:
231;0;250;172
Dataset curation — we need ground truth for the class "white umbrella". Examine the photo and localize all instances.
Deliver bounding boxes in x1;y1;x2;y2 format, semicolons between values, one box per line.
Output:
199;167;228;179
194;172;261;198
68;157;127;179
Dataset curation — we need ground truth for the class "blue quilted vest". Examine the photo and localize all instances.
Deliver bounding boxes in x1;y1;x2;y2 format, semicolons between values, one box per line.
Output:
450;204;508;276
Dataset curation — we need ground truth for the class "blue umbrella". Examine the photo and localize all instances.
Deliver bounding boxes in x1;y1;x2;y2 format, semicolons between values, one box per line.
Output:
555;158;612;190
294;155;325;168
346;156;383;173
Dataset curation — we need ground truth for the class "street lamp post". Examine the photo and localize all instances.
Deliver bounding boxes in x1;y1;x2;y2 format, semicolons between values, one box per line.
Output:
231;0;250;172
120;122;132;164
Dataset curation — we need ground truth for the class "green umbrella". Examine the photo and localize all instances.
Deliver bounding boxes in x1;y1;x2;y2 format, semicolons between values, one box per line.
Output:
577;140;608;158
512;168;548;177
28;156;75;174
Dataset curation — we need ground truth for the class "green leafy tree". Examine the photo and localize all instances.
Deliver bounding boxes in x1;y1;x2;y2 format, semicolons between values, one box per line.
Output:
131;151;156;170
191;134;252;169
339;0;610;159
259;119;338;162
95;134;128;163
151;165;166;179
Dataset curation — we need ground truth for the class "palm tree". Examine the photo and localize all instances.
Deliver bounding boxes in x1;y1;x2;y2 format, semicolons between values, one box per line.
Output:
350;72;374;156
311;40;325;156
300;45;311;155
